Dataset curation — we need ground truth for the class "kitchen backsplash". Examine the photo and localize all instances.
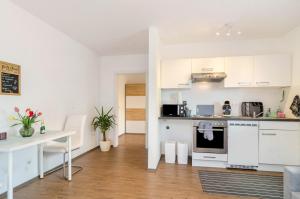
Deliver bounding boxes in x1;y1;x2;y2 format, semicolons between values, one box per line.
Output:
161;83;285;116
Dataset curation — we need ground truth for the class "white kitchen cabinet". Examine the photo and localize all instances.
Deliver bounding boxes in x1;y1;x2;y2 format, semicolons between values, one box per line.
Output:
224;56;254;87
259;130;300;165
254;54;292;87
192;57;225;73
161;59;192;89
228;121;259;166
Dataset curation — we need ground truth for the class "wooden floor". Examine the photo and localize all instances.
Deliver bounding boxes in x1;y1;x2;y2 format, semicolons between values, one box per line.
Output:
10;134;281;199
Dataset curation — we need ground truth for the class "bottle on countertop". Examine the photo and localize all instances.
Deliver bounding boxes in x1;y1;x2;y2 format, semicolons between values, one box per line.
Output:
40;120;46;134
265;108;271;117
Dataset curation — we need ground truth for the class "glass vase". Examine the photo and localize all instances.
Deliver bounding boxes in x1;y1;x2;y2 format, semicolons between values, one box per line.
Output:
19;127;35;137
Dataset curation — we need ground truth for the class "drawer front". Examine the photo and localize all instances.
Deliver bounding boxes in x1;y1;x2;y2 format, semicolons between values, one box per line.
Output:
192;152;228;162
259;121;300;131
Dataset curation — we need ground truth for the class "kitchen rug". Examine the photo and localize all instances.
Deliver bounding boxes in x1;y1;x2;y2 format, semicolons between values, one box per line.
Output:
199;170;283;199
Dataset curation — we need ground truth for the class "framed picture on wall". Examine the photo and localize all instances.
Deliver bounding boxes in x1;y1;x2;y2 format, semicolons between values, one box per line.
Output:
0;61;21;96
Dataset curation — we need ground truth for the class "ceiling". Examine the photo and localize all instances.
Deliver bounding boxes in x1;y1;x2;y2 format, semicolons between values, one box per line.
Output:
11;0;300;56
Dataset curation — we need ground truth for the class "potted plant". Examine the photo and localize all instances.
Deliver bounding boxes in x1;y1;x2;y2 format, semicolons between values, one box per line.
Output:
10;107;42;137
92;107;116;152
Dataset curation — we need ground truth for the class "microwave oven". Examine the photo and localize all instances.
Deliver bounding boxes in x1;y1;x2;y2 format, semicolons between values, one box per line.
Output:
161;104;185;117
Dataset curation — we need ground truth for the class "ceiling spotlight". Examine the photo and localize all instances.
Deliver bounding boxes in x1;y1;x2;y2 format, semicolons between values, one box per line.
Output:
215;23;242;37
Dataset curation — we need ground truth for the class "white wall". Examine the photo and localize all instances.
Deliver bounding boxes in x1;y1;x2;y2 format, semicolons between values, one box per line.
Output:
162;84;284;116
116;74;146;136
0;0;99;194
99;54;147;146
147;27;162;169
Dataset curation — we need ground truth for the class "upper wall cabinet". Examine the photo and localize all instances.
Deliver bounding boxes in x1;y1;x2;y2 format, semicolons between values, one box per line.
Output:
224;56;254;87
192;57;225;73
160;54;292;89
254;54;292;87
161;59;192;89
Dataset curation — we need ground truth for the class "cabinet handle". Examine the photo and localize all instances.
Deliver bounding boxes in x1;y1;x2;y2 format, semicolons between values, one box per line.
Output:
256;81;270;84
262;133;277;136
201;67;214;72
197;129;224;132
238;82;251;85
178;83;189;86
203;156;216;159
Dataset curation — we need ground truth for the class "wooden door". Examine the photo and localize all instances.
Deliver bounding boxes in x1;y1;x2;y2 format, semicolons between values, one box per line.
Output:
125;84;146;134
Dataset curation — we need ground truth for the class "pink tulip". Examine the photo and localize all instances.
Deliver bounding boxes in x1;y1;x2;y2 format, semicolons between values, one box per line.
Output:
14;107;19;113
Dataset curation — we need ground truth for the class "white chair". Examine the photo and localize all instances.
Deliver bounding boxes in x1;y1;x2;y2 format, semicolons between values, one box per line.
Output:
43;114;87;178
284;166;300;199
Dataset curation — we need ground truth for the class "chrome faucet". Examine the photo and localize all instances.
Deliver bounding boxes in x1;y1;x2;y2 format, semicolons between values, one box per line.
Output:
253;111;264;118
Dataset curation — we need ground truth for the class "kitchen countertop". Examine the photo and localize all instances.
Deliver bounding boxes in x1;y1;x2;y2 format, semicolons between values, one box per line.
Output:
159;116;300;122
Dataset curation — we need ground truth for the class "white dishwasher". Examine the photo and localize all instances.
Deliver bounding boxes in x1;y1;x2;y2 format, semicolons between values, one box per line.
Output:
228;121;259;169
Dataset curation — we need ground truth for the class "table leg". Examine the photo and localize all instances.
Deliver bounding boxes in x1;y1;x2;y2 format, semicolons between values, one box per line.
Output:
39;144;44;178
67;136;72;181
7;151;13;199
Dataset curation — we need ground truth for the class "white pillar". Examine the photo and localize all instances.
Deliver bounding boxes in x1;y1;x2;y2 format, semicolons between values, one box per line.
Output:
147;26;161;169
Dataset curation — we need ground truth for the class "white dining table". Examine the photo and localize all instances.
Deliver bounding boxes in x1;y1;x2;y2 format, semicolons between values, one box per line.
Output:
0;131;75;199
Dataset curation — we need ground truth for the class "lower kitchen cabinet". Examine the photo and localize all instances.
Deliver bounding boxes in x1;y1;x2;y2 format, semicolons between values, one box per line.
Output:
259;130;300;165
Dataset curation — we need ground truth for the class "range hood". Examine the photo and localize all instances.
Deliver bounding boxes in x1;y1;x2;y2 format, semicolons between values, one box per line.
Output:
191;72;227;83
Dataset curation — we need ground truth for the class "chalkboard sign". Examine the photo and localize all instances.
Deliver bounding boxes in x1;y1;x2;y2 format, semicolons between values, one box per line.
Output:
0;61;21;95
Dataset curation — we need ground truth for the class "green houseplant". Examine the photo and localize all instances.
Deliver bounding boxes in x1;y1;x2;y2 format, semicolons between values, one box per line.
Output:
92;107;115;152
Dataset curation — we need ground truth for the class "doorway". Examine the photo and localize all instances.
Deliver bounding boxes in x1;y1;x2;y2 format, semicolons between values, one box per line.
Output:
115;73;147;147
125;84;146;134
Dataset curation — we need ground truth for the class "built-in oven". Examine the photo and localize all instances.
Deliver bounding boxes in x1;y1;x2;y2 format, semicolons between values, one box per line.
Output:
193;120;228;154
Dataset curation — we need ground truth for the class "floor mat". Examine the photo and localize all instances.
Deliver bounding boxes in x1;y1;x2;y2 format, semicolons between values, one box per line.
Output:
199;170;283;199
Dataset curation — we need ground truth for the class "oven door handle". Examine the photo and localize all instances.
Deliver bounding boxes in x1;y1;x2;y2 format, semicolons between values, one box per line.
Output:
196;129;224;132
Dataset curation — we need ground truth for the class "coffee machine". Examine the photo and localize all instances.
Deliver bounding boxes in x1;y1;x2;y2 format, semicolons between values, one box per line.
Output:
222;100;231;116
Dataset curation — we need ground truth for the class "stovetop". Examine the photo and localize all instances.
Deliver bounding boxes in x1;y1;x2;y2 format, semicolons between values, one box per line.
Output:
192;116;227;127
191;115;229;119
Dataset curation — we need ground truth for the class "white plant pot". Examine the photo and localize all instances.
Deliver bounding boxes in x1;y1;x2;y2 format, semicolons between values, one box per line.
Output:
99;140;111;152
